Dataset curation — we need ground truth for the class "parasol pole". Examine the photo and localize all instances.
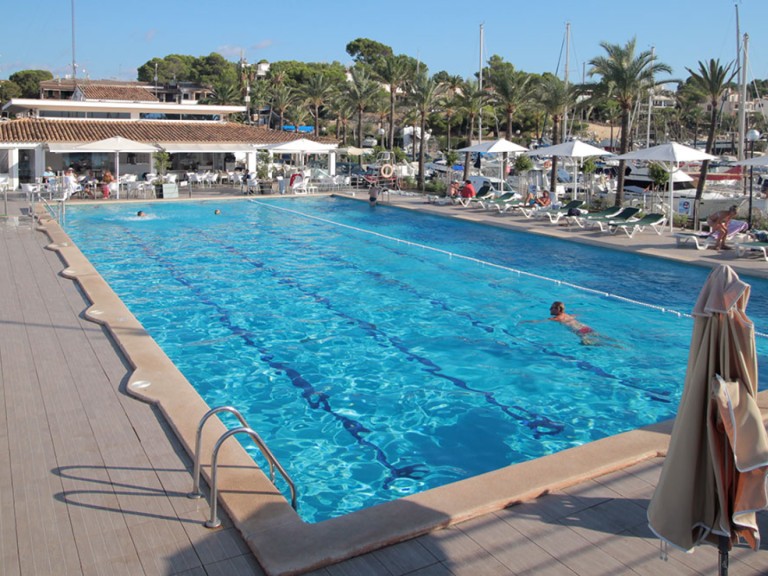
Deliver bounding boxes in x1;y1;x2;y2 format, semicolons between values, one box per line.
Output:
668;162;675;233
718;535;729;576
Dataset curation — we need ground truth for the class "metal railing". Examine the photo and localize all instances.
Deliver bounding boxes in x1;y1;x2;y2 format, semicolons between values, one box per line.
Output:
188;406;297;528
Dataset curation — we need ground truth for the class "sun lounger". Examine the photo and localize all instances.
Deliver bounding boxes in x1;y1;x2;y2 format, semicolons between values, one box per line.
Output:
537;200;584;223
735;241;768;261
461;188;495;207
674;219;749;250
607;213;667;238
585;207;641;231
480;192;517;211
566;206;623;229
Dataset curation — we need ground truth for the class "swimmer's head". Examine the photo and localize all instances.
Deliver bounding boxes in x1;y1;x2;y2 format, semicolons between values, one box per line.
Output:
137;210;145;217
550;301;564;315
214;209;221;215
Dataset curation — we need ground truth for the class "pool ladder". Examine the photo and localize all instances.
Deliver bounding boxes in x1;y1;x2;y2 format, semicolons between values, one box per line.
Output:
188;406;297;528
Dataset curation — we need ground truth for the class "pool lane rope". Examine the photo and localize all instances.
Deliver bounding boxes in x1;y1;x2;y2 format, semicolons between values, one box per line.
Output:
251;200;768;340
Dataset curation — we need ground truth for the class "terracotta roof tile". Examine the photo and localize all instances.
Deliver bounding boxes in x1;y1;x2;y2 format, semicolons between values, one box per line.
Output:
40;79;152;89
0;118;337;146
79;85;158;102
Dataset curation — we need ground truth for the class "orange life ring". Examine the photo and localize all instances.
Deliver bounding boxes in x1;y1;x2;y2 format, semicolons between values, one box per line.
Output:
379;164;394;178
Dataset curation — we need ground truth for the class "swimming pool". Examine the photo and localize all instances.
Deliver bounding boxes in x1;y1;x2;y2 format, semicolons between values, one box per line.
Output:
63;197;768;523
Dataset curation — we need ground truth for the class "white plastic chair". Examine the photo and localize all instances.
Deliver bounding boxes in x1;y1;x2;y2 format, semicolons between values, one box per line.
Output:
204;171;219;187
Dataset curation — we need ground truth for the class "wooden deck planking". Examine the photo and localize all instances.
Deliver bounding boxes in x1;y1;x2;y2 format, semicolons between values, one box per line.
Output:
0;211;262;575
3;193;768;575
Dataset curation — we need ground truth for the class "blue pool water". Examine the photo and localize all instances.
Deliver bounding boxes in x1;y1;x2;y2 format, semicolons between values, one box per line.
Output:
63;197;768;523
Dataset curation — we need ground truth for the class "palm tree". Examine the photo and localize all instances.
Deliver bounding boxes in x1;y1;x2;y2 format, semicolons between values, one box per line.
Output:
488;68;535;181
345;68;383;147
488;68;534;141
455;80;487;180
303;73;333;137
685;59;736;221
204;81;240;106
376;55;412;150
438;75;464;150
269;84;294;130
588;38;671;206
536;75;571;196
409;71;440;190
328;89;355;146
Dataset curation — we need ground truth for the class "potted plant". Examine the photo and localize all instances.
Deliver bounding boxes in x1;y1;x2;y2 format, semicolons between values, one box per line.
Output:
153;151;176;197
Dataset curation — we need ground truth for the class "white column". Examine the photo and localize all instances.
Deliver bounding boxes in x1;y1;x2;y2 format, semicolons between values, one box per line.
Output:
329;152;337;176
8;148;19;189
245;151;257;174
34;145;45;182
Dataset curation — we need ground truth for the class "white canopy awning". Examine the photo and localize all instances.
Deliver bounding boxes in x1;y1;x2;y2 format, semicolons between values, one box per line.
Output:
47;143;89;153
159;142;268;153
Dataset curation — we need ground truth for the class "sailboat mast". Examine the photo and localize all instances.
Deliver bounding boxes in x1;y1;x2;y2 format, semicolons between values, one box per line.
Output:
71;0;77;82
735;3;741;89
738;33;748;162
562;22;569;142
478;23;484;142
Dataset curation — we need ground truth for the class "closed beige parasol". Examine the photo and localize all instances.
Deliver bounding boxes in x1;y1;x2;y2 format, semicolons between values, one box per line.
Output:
648;265;768;574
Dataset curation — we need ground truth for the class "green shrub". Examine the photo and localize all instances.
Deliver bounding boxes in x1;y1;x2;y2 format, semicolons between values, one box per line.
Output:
425;180;446;193
514;154;533;173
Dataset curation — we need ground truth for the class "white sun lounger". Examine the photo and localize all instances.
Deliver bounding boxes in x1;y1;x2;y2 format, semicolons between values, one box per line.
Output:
735;241;768;261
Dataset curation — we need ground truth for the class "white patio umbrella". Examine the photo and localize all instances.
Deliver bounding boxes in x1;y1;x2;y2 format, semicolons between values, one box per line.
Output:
648;265;768;575
457;138;528;190
615;142;716;233
76;136;160;199
268;138;338;172
526;140;614;201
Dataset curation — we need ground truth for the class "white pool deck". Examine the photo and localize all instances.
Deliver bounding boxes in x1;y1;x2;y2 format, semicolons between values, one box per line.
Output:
2;187;768;576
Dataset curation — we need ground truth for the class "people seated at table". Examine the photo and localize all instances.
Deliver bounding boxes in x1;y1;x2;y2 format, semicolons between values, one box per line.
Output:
101;170;114;199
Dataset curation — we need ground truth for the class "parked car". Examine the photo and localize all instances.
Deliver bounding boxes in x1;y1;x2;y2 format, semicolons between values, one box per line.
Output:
362;136;377;148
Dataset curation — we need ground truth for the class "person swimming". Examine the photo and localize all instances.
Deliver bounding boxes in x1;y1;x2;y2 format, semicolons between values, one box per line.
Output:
137;210;146;217
541;301;604;345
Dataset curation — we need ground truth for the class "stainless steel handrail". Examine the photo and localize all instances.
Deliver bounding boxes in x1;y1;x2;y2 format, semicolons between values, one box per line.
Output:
187;406;297;528
187;406;263;498
203;426;297;528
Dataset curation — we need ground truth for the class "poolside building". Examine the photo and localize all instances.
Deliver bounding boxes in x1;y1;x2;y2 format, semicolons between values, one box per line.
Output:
0;80;335;189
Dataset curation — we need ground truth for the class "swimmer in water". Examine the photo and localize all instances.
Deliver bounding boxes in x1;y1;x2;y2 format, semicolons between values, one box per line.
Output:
137;210;146;217
547;301;598;345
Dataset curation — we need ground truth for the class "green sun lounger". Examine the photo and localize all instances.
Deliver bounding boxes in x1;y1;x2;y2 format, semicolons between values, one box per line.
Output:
608;213;667;238
586;207;641;231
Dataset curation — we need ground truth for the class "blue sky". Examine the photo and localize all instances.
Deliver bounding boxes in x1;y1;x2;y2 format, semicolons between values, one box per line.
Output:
3;1;767;86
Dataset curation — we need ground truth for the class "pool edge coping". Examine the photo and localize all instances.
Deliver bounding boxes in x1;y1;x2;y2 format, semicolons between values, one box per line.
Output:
35;206;768;576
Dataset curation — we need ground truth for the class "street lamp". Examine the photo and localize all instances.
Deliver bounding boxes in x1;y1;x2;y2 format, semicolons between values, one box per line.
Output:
746;129;760;228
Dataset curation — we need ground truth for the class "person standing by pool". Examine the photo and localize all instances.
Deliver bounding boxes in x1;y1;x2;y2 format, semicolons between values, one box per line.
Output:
706;205;738;250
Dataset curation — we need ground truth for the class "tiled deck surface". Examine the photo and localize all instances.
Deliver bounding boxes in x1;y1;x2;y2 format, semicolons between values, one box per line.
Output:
2;187;767;575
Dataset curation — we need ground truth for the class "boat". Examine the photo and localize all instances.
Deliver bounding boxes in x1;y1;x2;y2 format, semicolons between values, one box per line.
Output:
623;163;695;192
682;162;743;185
